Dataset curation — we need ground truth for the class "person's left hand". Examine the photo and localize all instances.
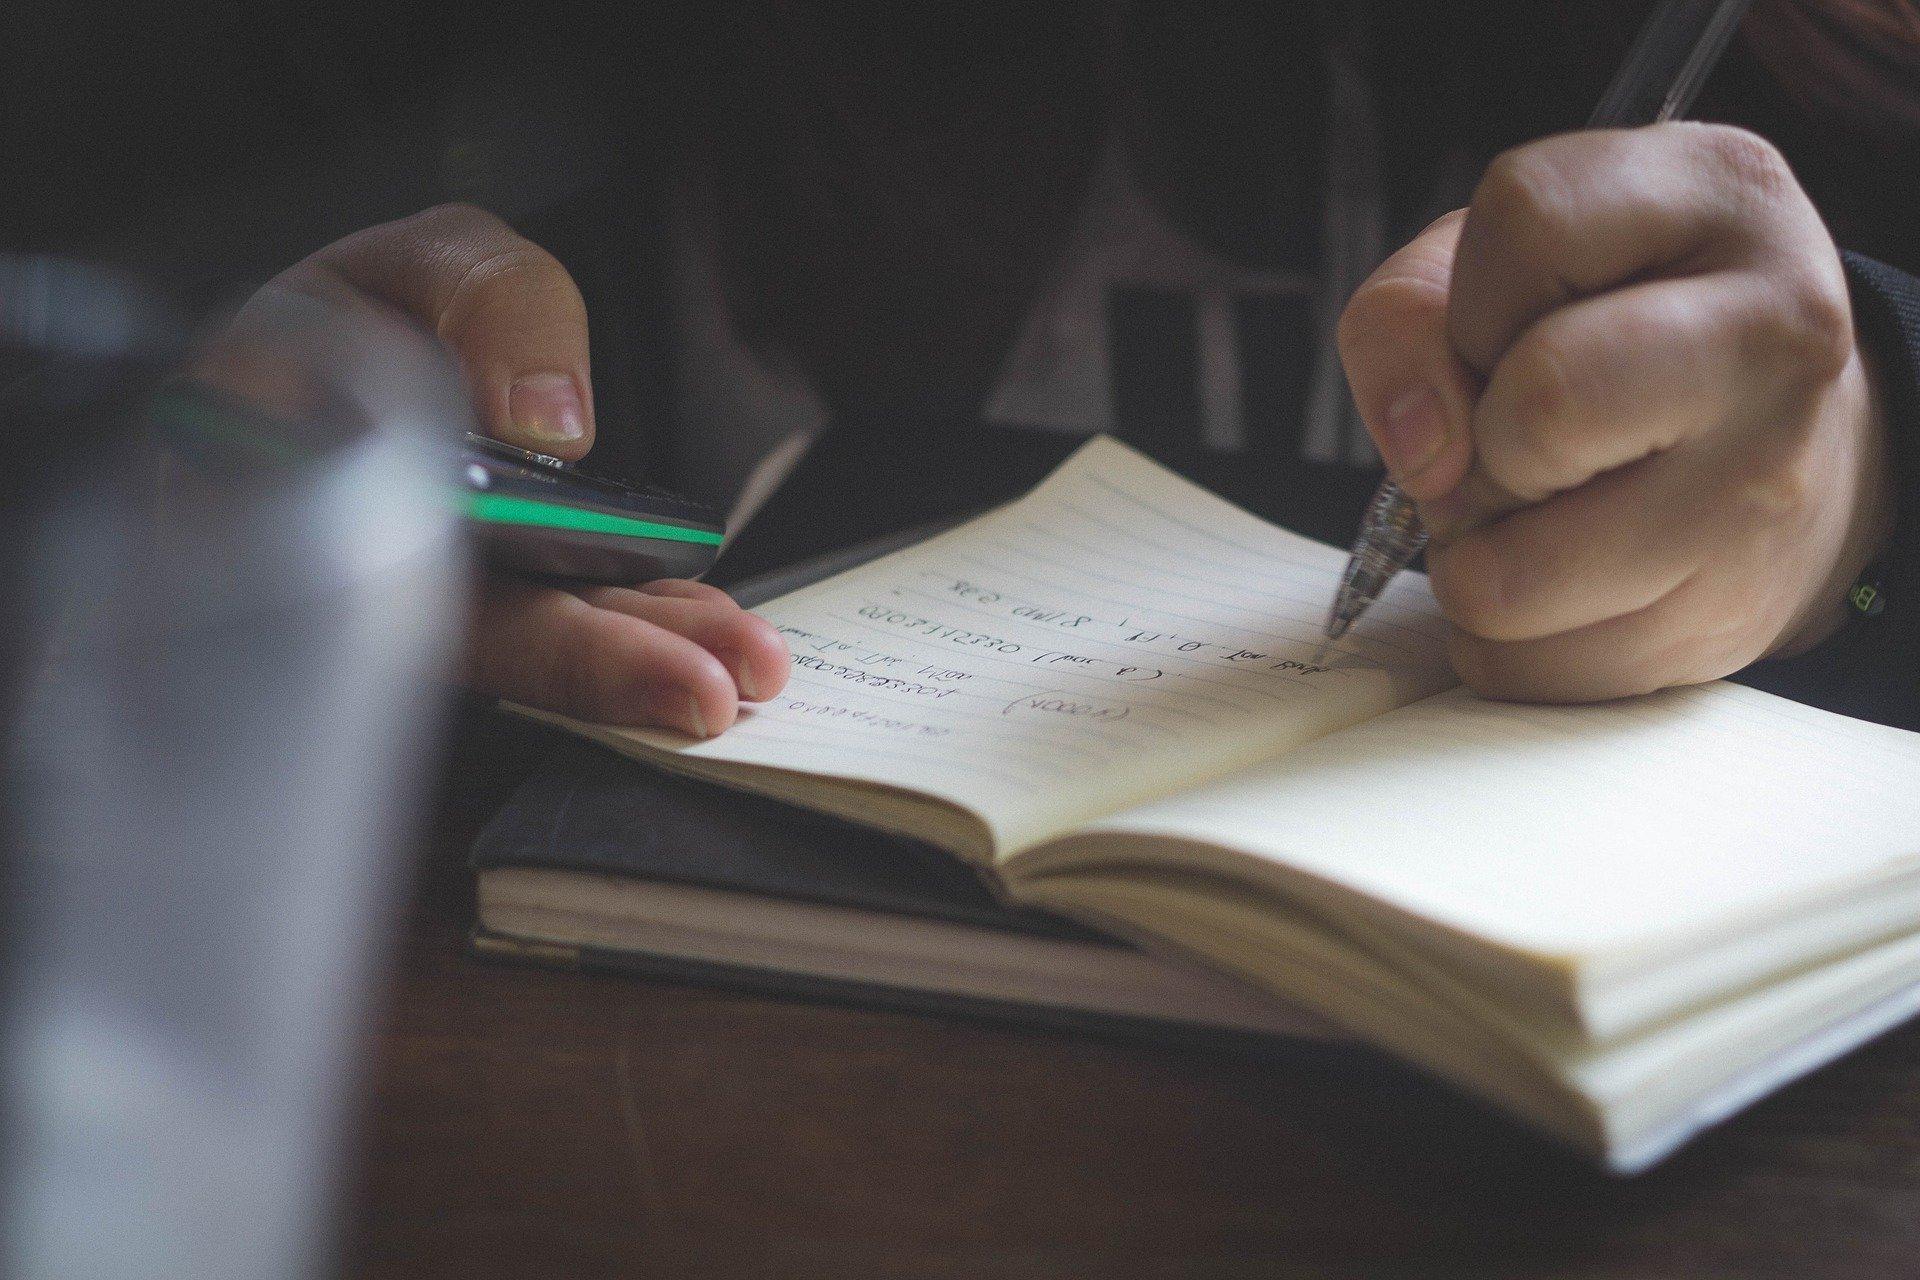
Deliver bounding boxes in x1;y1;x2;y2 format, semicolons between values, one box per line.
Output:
224;205;790;735
1338;122;1894;701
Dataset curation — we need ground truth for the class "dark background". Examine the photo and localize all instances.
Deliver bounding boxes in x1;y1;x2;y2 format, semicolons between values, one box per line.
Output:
13;1;1917;490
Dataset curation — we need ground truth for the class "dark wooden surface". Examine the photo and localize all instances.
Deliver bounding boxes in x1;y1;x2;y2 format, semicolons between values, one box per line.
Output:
336;715;1920;1280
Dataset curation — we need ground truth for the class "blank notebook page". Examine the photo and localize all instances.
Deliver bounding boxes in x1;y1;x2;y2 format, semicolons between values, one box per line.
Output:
1092;682;1920;963
599;437;1456;854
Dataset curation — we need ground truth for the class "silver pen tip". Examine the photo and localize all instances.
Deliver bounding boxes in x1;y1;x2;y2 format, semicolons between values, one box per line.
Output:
1312;615;1353;667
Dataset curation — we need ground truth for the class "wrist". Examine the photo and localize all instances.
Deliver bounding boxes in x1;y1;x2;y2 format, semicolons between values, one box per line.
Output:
1777;346;1896;657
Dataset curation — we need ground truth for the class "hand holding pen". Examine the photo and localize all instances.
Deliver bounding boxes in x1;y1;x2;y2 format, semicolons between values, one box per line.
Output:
1324;0;1893;702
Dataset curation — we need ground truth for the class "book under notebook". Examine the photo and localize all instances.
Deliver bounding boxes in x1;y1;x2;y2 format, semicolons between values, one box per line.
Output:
471;733;1334;1044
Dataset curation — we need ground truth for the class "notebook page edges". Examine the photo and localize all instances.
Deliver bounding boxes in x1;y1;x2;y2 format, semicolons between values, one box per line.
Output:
537;436;1456;858
1014;859;1920;1169
1024;681;1920;1025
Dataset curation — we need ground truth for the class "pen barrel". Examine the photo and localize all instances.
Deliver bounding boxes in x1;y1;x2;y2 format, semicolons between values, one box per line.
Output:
1353;480;1429;575
1588;0;1754;129
1333;479;1429;626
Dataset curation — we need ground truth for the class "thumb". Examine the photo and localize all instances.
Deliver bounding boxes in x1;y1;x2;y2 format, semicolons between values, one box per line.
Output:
1336;209;1478;502
283;203;596;460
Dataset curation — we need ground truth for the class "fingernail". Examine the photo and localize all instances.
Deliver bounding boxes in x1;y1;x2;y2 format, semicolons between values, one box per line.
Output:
681;695;710;739
1379;385;1446;481
508;373;586;445
722;653;761;701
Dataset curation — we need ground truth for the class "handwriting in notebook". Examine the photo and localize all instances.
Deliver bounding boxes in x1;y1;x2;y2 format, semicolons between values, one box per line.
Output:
686;438;1455;845
908;572;1334;677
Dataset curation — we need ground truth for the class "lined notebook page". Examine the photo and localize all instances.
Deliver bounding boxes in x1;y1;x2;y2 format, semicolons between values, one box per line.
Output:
598;437;1454;855
1083;681;1920;961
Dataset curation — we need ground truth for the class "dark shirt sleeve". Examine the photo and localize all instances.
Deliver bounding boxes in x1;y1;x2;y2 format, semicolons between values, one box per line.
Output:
1737;253;1920;731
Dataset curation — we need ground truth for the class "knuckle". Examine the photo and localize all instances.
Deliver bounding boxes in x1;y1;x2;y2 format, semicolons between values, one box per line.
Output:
1758;269;1855;387
1505;334;1579;437
1731;457;1814;529
1473;145;1576;259
1694;124;1794;203
439;241;584;341
1480;340;1582;496
395;204;577;321
571;585;624;613
459;242;574;303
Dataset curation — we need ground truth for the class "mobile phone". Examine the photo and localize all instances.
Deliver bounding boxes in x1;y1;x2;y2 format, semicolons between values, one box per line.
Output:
461;434;725;585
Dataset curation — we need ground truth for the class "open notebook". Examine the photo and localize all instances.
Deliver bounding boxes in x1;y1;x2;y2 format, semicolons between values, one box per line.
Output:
522;437;1920;1171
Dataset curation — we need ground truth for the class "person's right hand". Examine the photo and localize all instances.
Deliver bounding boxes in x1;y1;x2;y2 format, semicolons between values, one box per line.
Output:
1336;125;1889;703
254;204;788;734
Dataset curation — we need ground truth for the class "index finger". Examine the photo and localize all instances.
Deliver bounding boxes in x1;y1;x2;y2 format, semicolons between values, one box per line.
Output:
1337;210;1482;500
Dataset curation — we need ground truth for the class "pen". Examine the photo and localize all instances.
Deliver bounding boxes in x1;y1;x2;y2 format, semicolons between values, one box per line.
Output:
1317;0;1755;659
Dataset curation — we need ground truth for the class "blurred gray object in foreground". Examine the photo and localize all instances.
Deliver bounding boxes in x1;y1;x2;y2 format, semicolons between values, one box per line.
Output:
3;275;469;1280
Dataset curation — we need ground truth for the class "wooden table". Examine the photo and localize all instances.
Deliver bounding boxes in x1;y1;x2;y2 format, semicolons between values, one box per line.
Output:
335;712;1920;1280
